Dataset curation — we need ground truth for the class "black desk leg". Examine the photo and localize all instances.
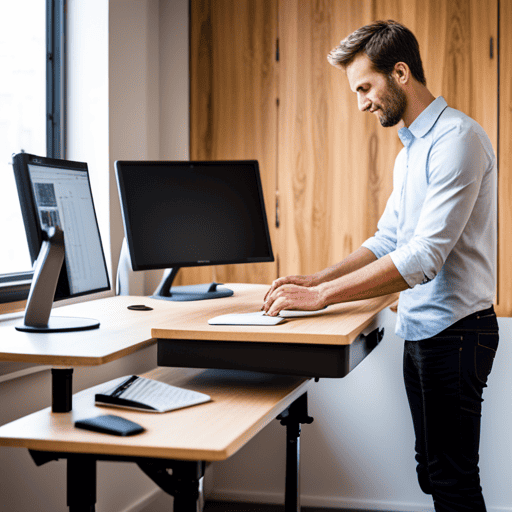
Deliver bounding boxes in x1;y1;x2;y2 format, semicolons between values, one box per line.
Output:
52;368;74;413
138;459;205;512
67;455;96;512
278;393;314;512
30;451;203;512
172;461;205;512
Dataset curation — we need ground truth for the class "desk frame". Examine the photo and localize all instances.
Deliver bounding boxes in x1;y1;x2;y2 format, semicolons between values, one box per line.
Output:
47;324;384;415
28;392;313;512
157;328;385;379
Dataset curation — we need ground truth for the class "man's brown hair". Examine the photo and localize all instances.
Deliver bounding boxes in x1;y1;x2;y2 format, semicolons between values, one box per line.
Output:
328;20;426;86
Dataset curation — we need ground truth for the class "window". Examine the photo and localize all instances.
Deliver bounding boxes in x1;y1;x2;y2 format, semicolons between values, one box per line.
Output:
0;0;65;304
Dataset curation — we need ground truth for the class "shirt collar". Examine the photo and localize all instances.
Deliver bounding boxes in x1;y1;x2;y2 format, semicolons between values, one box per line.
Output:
398;96;448;146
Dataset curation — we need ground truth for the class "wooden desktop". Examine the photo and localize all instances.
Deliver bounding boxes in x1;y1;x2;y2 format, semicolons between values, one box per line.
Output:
0;295;167;412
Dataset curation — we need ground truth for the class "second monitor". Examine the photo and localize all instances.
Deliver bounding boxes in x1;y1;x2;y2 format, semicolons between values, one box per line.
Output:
115;160;274;301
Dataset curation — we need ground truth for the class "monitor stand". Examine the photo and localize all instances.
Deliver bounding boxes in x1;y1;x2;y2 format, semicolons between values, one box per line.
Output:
151;268;234;302
16;227;100;333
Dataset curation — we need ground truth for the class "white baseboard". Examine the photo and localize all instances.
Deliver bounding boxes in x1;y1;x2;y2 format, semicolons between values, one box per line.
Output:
208;489;512;512
129;475;209;512
208;488;435;512
122;487;165;512
125;486;512;512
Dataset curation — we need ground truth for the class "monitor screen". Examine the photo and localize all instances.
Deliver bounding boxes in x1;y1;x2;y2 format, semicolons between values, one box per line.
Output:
13;153;110;301
115;160;274;300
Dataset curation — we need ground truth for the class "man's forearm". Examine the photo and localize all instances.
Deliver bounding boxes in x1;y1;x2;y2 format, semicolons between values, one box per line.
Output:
313;246;378;284
318;253;409;305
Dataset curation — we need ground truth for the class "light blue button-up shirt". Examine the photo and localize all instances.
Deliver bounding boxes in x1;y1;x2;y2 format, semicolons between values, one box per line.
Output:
362;97;497;340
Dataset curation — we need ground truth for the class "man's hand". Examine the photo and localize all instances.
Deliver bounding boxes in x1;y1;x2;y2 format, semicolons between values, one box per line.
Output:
262;254;408;317
264;274;318;303
263;283;326;316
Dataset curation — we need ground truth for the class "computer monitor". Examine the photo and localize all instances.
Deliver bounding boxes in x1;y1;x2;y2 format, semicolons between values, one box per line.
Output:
115;160;274;301
12;153;110;332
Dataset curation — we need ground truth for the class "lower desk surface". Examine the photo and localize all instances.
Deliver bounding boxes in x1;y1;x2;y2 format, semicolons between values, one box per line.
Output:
0;367;309;461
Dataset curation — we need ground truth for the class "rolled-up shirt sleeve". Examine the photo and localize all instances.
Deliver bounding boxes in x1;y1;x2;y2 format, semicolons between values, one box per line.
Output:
388;122;490;288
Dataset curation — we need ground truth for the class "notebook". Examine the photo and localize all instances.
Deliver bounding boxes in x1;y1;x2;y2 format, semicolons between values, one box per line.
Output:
95;375;211;413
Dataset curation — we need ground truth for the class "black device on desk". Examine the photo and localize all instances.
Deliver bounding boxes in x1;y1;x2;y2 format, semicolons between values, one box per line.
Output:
115;160;274;301
12;153;110;332
75;415;145;436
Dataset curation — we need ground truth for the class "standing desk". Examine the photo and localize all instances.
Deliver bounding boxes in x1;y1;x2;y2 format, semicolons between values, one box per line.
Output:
0;283;397;511
152;283;397;379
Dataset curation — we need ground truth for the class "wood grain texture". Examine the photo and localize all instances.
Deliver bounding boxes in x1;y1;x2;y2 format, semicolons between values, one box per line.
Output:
189;0;278;286
0;296;161;365
0;366;309;461
497;0;512;315
0;285;395;365
278;0;376;277
151;283;398;345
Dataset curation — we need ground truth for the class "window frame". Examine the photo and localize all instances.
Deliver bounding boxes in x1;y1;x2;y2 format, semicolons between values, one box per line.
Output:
47;0;66;158
0;0;66;305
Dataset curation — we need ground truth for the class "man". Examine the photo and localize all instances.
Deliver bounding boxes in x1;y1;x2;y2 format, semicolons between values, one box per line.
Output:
263;20;499;512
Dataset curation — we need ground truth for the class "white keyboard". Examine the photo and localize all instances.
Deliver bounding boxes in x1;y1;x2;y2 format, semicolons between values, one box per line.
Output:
95;375;211;413
208;311;285;325
208;307;329;325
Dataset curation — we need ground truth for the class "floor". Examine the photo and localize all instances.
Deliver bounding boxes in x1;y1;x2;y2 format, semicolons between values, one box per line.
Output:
203;502;370;512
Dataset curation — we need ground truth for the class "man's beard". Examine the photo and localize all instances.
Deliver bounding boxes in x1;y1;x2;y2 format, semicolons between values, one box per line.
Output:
377;75;407;127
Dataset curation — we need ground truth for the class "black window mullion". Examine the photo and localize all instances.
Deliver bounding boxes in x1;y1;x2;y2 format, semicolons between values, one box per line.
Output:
46;0;65;159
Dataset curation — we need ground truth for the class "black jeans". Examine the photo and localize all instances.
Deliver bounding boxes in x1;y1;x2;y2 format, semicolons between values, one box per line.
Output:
403;306;499;512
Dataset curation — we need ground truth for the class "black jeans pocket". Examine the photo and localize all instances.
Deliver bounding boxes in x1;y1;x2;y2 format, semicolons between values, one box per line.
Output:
475;332;499;384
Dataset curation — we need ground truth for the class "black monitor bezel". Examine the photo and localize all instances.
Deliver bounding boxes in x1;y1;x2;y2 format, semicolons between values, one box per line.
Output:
12;152;111;301
115;159;275;272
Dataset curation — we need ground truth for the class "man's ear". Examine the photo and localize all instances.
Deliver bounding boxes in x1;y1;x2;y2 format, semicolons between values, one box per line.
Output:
393;62;410;84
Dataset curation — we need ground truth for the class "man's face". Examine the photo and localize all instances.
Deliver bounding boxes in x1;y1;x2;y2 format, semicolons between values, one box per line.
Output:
346;53;407;127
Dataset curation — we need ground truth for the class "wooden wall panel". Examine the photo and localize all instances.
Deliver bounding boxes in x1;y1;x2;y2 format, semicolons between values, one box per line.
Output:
498;0;512;315
188;0;278;286
277;0;375;278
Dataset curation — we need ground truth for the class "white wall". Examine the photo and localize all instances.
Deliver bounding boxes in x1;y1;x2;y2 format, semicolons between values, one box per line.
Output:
158;0;190;161
109;0;162;296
